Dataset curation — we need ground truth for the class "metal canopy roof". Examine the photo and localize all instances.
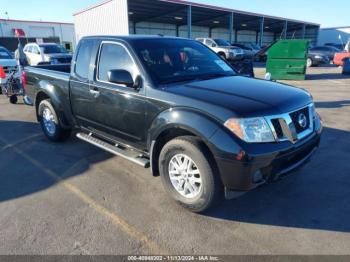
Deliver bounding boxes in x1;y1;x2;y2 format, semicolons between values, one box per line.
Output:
128;0;319;33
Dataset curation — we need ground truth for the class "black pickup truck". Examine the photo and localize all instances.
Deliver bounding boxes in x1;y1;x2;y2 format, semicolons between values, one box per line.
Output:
24;36;323;212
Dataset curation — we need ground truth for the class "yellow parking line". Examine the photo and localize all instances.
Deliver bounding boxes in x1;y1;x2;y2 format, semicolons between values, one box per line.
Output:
0;137;167;254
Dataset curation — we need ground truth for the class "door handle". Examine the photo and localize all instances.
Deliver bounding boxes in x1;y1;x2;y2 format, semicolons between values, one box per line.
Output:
89;86;100;96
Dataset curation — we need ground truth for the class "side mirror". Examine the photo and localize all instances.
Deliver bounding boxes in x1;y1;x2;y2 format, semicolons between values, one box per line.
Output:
212;43;217;48
108;69;134;88
264;72;272;81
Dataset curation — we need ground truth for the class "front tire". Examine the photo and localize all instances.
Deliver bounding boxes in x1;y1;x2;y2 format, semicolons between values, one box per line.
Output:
307;58;313;68
218;52;227;60
159;136;221;213
38;99;71;142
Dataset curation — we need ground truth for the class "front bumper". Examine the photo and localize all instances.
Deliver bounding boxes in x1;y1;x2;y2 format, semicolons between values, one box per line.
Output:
210;130;322;191
227;52;244;60
313;56;329;65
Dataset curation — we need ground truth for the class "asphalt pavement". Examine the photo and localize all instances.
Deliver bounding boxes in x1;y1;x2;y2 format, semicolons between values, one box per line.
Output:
0;66;349;255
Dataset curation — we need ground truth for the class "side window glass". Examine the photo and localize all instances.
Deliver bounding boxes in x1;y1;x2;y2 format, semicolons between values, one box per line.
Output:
33;46;40;54
205;39;214;47
98;43;137;83
75;40;93;79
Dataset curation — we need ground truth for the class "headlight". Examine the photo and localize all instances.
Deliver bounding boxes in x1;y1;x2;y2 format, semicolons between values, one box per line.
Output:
311;104;323;133
314;55;323;59
224;117;275;143
51;58;59;65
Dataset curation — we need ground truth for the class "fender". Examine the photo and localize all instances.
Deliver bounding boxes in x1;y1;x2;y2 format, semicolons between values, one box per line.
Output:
34;79;74;128
147;107;222;149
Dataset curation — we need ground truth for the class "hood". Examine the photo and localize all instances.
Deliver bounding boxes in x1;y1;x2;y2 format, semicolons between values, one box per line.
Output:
0;59;17;67
165;76;312;118
308;51;326;57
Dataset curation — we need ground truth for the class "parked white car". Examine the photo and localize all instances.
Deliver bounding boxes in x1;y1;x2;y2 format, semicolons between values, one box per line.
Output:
196;38;244;60
23;43;72;66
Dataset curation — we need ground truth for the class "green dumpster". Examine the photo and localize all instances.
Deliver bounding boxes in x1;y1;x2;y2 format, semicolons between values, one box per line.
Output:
266;39;309;80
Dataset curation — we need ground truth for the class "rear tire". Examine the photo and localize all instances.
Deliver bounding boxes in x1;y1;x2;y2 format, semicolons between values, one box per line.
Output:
159;136;221;213
38;99;71;142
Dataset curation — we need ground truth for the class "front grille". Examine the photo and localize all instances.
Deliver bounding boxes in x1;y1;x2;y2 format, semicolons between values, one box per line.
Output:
271;119;284;138
290;107;310;133
266;104;314;143
57;57;72;64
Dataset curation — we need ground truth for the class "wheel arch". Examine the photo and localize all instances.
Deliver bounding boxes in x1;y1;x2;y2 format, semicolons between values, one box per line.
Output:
35;90;71;128
218;51;226;59
148;108;221;178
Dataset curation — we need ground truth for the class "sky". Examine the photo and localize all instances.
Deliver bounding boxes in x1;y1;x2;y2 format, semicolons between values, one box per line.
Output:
0;0;349;28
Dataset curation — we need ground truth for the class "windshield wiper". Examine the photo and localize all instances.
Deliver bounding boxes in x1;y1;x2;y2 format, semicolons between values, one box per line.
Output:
160;73;235;85
198;73;235;80
160;75;202;85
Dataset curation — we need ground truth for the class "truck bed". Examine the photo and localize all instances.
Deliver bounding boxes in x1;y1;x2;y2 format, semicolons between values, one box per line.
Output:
24;64;71;116
25;64;71;74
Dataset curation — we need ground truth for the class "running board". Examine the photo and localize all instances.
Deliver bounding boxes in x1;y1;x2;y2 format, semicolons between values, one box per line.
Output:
76;132;150;168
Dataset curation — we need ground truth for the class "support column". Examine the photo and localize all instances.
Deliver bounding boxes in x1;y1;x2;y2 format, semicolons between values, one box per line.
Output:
229;12;234;43
187;5;192;39
302;24;306;39
133;22;137;35
284;20;288;39
209;27;212;38
176;25;179;37
259;17;265;46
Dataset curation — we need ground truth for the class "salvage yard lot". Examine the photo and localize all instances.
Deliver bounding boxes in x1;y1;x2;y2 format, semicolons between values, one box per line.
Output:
0;66;350;255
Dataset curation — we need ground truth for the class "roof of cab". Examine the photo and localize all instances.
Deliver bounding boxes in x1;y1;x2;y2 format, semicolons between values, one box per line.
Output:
81;35;189;41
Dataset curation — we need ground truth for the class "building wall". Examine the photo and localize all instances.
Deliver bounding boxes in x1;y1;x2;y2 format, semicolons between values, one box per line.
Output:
0;19;75;48
129;21;276;44
130;21;177;36
210;28;230;40
74;0;318;46
318;27;350;45
179;25;210;39
74;0;129;41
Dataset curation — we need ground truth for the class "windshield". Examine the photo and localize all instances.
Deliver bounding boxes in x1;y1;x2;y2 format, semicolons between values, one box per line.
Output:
131;39;235;85
0;48;13;59
328;46;341;51
40;44;68;54
249;43;261;51
214;39;231;46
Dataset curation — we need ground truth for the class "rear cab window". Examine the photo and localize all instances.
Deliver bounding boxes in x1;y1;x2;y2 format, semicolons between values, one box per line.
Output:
74;40;94;80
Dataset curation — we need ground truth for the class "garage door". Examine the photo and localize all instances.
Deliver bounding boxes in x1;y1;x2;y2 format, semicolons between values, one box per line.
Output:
28;26;55;38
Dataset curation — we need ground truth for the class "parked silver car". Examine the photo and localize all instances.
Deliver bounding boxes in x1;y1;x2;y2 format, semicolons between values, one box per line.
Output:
23;43;72;66
196;38;244;60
